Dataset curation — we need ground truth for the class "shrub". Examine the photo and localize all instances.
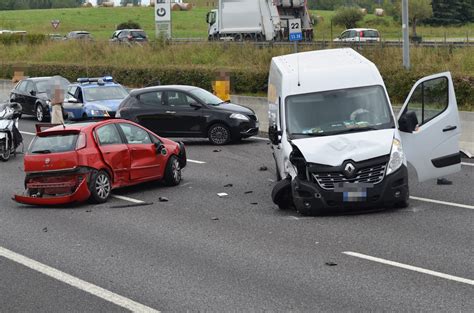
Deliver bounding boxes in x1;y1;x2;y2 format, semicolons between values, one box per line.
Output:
332;7;365;29
116;20;141;30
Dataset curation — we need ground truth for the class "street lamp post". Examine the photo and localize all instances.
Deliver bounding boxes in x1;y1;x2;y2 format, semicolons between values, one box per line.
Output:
402;0;410;69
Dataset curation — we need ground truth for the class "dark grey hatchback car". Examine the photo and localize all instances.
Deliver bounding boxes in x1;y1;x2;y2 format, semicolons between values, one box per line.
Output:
116;85;259;145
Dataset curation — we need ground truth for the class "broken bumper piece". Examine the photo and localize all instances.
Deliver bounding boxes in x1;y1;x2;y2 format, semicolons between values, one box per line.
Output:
13;177;90;205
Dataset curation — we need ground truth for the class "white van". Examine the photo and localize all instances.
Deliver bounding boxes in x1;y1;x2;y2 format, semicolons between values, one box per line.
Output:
268;48;461;215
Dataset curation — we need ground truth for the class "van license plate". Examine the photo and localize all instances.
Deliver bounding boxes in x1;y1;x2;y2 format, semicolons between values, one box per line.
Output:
335;183;372;202
343;191;367;202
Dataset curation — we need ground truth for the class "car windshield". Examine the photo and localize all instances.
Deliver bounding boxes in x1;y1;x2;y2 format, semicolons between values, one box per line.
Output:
83;86;129;102
189;88;223;106
286;85;394;138
29;133;78;154
35;77;69;94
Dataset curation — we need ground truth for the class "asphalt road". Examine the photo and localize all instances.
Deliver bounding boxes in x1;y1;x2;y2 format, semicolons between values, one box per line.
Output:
0;116;473;312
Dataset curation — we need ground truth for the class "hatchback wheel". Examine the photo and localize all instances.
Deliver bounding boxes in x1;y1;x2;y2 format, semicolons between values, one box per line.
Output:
164;155;182;186
208;124;231;145
35;104;45;122
89;170;111;203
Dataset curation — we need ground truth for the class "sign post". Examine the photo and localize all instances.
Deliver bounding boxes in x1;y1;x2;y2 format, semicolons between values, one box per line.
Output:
155;0;171;40
288;18;303;53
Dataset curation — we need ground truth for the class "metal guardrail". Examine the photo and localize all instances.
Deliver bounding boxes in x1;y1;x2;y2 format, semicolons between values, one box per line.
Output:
170;38;474;48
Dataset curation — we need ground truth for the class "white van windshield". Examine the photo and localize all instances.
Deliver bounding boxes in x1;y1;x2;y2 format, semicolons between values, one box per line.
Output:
286;85;394;137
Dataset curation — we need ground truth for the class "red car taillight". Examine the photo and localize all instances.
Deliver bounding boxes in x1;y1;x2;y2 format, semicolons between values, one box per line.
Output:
76;133;87;150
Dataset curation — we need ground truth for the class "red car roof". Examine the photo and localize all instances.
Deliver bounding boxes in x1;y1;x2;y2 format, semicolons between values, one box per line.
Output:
39;119;129;134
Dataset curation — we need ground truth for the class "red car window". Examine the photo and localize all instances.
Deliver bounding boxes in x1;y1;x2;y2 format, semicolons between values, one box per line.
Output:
118;123;152;144
96;124;122;146
29;134;78;154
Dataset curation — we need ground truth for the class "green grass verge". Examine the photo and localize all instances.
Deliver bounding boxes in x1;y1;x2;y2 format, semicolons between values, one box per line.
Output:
0;41;471;110
0;6;472;40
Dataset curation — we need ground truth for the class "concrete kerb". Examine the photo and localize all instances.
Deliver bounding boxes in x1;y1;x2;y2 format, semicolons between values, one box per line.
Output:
231;95;474;157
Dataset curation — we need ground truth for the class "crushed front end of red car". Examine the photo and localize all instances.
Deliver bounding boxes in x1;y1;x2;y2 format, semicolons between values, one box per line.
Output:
14;167;93;206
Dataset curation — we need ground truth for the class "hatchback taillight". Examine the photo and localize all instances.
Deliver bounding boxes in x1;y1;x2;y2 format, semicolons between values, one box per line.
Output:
76;132;87;150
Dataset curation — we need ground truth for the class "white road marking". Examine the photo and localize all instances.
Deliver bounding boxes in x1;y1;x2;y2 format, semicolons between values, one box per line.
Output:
20;131;35;136
343;251;474;286
0;246;160;312
111;195;145;204
461;162;474;167
410;196;474;210
188;159;206;164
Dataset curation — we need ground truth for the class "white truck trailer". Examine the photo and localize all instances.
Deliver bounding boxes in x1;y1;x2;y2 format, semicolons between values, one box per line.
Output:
206;0;313;41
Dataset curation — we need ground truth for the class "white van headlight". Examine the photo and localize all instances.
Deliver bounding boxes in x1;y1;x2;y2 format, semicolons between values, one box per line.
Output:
230;113;249;121
386;138;404;176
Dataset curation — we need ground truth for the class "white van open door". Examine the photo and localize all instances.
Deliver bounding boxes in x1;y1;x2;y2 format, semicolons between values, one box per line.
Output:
397;72;461;182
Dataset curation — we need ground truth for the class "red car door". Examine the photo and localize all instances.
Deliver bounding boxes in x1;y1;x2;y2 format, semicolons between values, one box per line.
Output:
118;123;163;181
95;123;131;185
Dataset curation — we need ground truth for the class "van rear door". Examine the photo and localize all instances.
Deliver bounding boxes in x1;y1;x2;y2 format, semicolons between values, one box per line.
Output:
397;72;461;182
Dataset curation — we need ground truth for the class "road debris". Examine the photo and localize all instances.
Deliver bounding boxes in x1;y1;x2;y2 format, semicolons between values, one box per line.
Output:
213;149;221;153
224;184;233;187
42;227;48;232
259;166;268;171
437;178;453;185
244;191;253;194
159;196;169;202
325;262;337;266
217;193;228;198
211;217;219;221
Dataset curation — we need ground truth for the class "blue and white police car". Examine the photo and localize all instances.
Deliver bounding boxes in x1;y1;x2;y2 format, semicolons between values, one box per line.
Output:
63;76;129;119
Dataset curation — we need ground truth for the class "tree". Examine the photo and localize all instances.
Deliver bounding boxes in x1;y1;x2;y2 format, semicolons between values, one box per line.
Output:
395;0;432;38
332;7;365;29
430;0;474;25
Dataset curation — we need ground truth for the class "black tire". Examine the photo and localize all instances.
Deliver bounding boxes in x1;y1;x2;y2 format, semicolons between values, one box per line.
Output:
35;103;46;122
164;155;182;186
271;178;294;211
394;200;409;209
208;123;231;145
88;170;111;203
0;139;10;162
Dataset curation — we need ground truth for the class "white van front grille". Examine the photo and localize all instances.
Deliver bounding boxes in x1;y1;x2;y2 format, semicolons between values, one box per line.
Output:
312;162;387;190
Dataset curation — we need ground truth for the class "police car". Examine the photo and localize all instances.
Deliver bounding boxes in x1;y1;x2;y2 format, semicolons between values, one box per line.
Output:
63;76;129;119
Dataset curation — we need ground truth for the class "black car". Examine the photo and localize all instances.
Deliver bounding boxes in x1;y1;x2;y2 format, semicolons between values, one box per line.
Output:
116;85;259;145
110;29;148;44
9;76;70;122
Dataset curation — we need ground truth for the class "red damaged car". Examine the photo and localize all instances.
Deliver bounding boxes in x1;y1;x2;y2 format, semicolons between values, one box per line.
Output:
14;119;186;205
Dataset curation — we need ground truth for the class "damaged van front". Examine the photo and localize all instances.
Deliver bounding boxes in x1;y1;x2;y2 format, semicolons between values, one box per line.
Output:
269;49;461;215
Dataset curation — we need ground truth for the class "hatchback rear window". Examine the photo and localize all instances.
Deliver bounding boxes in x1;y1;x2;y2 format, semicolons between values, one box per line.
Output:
364;30;379;38
29;134;78;154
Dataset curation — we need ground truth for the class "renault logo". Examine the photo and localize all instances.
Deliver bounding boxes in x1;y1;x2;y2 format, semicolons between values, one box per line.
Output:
343;162;356;178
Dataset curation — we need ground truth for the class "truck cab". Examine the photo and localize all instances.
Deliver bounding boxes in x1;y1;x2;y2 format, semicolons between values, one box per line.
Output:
206;9;219;40
269;48;461;215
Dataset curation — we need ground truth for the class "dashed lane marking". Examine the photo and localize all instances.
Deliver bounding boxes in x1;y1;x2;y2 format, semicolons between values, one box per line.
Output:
410;196;474;210
20;131;36;136
111;195;145;204
343;251;474;286
188;159;206;164
0;246;160;312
